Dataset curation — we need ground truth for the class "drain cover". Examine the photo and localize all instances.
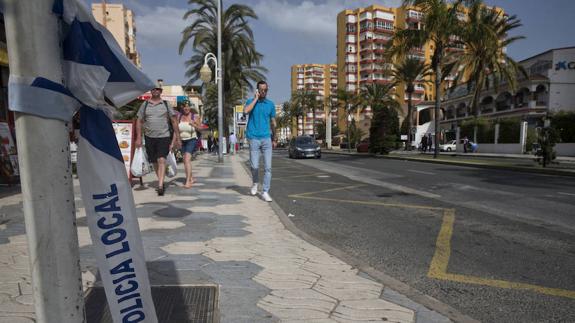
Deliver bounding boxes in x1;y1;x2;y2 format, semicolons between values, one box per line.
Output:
85;286;217;323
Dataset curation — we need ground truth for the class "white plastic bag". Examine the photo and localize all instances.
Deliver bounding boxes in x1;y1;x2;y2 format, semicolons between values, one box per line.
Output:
130;147;150;177
166;151;177;178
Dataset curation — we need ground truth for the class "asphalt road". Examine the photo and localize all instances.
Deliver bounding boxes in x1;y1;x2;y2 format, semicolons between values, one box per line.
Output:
267;151;575;323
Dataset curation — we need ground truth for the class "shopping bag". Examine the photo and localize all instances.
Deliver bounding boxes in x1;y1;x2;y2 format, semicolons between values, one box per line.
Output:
130;147;150;177
166;151;177;178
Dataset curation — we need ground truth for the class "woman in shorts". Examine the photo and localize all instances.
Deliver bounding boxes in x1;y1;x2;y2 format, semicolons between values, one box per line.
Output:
178;101;201;188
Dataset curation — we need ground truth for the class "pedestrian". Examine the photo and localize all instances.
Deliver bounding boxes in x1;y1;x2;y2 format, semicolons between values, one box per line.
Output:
178;101;201;188
207;135;213;153
229;132;237;155
463;136;469;153
421;135;427;153
244;80;276;202
135;86;181;196
427;133;433;152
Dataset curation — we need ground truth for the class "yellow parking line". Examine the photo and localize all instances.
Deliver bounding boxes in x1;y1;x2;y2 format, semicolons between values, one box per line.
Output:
274;179;351;185
290;194;445;211
428;209;455;276
273;172;327;180
428;209;575;299
283;176;575;299
290;185;367;197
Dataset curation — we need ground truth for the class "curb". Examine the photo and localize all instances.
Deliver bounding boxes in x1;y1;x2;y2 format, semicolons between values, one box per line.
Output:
239;153;479;323
322;150;575;177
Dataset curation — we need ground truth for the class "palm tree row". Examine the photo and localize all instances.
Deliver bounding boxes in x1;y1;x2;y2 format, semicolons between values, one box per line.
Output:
179;0;266;133
386;0;525;157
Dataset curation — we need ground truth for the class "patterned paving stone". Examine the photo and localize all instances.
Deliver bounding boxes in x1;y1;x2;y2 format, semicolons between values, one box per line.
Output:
332;299;415;323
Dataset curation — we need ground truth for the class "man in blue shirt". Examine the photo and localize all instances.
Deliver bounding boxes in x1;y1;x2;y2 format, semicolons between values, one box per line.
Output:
244;81;276;202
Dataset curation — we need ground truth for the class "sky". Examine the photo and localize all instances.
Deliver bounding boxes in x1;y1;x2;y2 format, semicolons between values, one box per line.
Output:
87;0;575;104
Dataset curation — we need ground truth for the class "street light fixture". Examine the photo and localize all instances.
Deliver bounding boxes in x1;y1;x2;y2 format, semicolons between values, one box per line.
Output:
200;0;223;163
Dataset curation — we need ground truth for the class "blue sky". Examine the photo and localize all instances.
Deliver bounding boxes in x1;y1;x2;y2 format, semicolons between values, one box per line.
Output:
88;0;575;104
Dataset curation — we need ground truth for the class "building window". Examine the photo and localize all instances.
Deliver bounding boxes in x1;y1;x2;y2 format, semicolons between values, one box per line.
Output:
346;24;356;33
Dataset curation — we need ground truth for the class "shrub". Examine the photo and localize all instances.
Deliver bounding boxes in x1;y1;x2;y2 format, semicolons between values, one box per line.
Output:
551;111;575;143
498;117;521;143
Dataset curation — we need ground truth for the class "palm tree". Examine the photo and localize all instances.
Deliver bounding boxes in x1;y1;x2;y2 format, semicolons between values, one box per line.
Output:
388;0;465;157
283;98;304;136
333;89;361;152
360;83;401;153
179;0;266;135
360;83;401;114
455;0;526;117
292;90;320;138
391;58;432;149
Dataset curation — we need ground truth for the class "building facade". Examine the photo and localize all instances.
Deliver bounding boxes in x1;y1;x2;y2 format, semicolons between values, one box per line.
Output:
291;64;338;136
92;3;141;67
440;47;575;131
336;5;435;130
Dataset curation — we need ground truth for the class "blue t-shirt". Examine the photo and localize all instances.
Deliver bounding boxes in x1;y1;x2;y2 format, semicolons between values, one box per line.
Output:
245;98;276;139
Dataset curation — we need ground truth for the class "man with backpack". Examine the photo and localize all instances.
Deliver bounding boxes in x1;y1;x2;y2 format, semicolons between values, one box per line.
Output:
135;86;181;196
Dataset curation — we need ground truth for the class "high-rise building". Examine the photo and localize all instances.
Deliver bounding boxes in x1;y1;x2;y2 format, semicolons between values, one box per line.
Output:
337;5;434;130
336;4;504;132
290;64;338;136
92;3;141;67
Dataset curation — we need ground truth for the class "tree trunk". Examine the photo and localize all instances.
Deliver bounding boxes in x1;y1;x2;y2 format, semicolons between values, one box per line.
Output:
434;56;442;158
406;86;414;151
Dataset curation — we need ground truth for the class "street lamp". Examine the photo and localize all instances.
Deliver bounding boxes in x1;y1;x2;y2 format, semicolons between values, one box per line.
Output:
200;0;223;163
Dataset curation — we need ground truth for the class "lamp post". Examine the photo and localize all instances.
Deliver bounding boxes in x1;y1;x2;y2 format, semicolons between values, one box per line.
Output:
200;0;223;163
200;52;223;163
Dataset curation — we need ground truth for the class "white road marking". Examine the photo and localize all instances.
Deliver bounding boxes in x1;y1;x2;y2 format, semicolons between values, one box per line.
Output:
558;192;575;197
407;169;436;175
317;175;330;178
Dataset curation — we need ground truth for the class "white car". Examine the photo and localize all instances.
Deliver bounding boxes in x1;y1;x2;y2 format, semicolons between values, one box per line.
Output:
440;140;457;152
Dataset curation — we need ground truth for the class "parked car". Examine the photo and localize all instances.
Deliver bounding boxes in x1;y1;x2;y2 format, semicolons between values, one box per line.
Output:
439;140;457;152
288;136;321;159
356;139;369;153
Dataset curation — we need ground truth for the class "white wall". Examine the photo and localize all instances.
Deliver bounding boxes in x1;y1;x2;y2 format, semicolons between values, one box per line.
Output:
473;143;523;154
549;48;575;113
555;143;575;157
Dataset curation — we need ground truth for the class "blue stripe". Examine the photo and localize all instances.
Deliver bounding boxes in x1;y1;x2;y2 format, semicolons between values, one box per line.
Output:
30;77;76;99
52;0;64;16
80;106;124;163
63;19;134;82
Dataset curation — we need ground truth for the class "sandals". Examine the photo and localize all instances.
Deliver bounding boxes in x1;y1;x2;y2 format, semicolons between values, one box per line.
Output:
156;184;166;196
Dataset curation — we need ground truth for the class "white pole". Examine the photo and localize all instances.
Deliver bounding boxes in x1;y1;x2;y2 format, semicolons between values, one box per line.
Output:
326;106;332;149
3;0;85;322
217;0;224;163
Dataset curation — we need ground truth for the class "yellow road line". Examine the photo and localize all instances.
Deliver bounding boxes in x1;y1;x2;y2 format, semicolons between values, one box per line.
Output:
428;209;455;276
289;185;367;197
428;209;575;299
274;179;351;185
273;172;326;180
289;194;445;211
281;173;575;299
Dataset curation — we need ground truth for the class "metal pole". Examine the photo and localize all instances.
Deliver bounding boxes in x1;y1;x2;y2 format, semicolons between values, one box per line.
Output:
3;1;85;322
217;0;224;163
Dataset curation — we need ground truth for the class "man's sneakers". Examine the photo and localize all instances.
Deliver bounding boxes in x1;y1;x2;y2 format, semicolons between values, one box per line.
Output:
261;192;273;202
251;183;272;202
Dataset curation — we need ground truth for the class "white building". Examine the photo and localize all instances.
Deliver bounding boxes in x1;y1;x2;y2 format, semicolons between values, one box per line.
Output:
440;46;575;130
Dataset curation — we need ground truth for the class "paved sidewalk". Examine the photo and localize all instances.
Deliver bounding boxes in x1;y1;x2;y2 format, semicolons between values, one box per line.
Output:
0;153;453;322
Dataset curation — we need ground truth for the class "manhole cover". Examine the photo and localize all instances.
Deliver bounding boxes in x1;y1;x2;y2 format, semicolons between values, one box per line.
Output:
85;286;218;323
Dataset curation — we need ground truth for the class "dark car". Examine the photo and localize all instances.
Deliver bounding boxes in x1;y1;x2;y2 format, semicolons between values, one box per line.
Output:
288;136;321;159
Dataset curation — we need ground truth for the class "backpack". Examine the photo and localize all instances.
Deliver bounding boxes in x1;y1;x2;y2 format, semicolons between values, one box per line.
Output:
143;100;173;139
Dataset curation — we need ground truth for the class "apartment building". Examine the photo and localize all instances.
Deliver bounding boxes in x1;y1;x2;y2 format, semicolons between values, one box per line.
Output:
92;3;141;67
291;64;338;136
336;5;435;129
